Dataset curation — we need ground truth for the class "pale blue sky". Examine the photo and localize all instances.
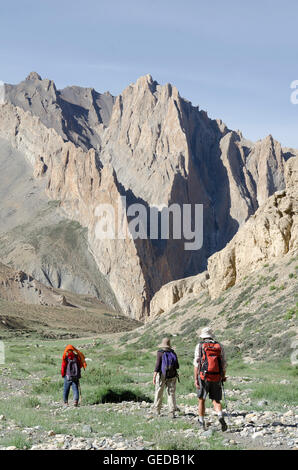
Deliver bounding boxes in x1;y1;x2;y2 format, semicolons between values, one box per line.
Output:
1;0;298;147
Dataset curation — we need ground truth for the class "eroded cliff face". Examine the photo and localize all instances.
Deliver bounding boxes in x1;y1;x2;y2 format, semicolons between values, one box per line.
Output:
149;271;209;319
0;261;69;307
207;155;297;298
0;103;148;317
149;156;297;319
4;72;115;151
0;73;293;319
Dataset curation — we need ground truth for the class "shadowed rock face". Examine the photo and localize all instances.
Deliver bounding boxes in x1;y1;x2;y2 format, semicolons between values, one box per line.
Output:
207;155;298;298
0;72;293;319
149;156;297;319
0;138;120;312
4;73;115;151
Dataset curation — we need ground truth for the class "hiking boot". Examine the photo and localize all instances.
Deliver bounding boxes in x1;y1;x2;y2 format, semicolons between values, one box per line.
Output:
171;412;176;419
74;401;79;407
198;419;206;431
219;416;228;432
63;402;68;406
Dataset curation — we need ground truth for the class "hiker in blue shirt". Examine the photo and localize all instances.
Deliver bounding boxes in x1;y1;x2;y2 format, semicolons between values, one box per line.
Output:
153;337;179;419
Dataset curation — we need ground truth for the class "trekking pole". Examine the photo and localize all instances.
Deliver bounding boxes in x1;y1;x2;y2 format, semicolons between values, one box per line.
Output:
79;381;82;405
221;381;230;425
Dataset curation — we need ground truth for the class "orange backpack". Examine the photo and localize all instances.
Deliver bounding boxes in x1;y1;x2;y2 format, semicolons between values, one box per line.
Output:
199;341;222;382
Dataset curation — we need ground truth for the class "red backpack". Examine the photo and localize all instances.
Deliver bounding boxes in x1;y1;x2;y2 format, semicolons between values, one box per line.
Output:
199;341;222;382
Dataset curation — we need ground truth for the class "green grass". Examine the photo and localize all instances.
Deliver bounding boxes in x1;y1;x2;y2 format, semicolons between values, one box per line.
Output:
0;290;297;451
285;303;298;320
32;377;62;396
250;383;297;405
0;432;32;450
158;433;228;450
23;396;41;408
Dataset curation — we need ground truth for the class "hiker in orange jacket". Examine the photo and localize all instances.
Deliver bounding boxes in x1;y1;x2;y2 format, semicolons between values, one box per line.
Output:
61;345;86;406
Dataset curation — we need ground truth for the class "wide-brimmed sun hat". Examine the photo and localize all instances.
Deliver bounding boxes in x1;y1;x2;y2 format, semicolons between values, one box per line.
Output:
199;327;214;339
159;337;172;349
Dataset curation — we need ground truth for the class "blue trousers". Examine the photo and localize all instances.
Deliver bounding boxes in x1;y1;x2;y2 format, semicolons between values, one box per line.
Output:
63;377;79;403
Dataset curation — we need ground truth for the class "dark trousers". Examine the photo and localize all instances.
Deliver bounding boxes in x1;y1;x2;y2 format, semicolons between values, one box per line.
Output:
63;377;79;403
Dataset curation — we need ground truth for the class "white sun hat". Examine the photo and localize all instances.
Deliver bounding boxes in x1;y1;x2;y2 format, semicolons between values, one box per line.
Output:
199;327;214;339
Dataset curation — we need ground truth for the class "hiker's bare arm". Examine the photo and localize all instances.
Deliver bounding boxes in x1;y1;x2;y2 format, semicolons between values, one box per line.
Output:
194;366;199;388
220;344;227;381
153;371;157;385
221;343;227;372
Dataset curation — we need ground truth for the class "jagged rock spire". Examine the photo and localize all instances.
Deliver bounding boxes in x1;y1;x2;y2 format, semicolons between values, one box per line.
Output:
26;72;42;81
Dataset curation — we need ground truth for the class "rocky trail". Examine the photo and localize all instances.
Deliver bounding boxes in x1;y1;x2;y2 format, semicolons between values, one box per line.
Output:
0;370;296;450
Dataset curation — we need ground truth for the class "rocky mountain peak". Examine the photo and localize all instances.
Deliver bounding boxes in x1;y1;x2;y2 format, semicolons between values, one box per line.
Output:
26;71;42;81
135;73;154;86
0;73;296;319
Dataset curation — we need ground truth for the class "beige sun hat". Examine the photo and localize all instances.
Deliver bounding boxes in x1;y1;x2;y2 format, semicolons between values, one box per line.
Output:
159;337;172;349
199;327;214;339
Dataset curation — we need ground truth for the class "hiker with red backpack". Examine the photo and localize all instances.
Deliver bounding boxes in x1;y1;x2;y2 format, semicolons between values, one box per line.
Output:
61;344;87;407
153;338;179;419
193;327;228;431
